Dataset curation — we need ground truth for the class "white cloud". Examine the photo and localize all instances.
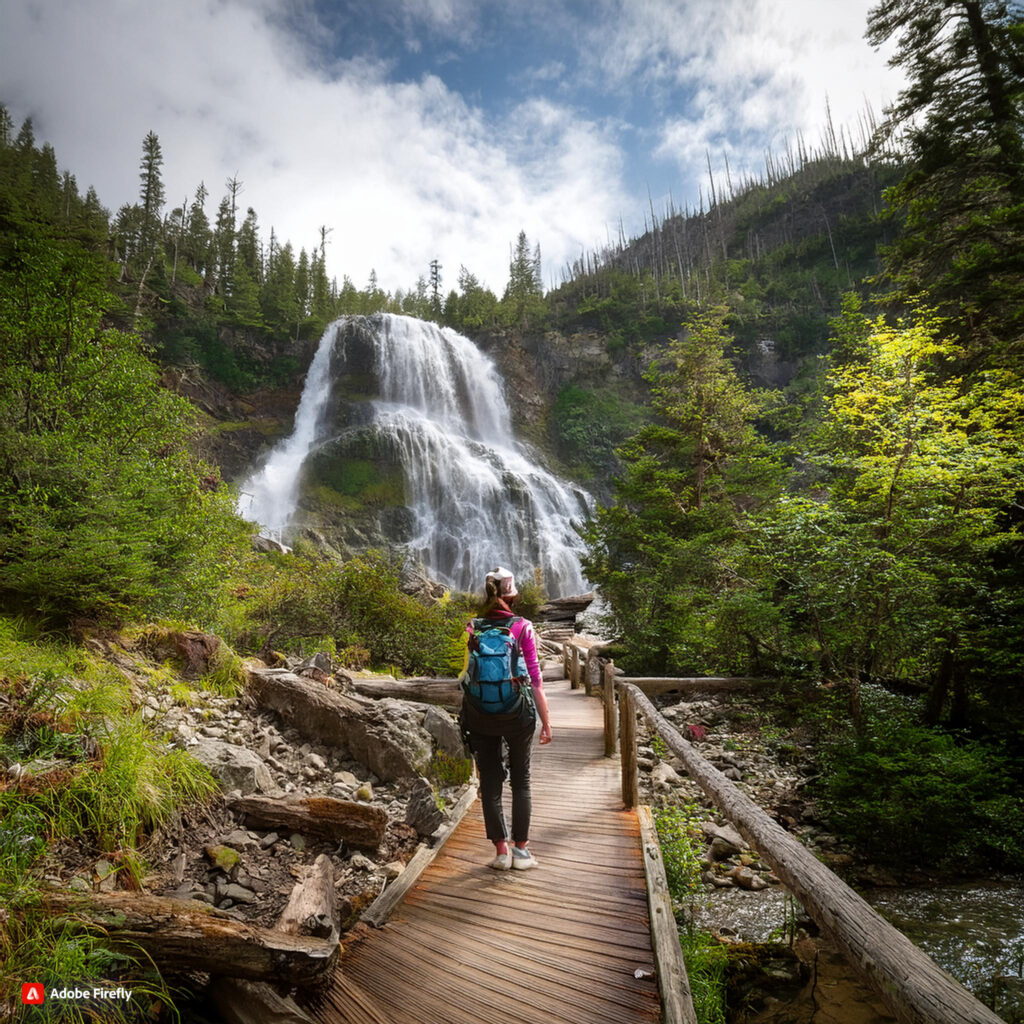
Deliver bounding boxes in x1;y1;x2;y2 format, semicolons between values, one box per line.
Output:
0;0;627;294
576;0;903;203
0;0;904;293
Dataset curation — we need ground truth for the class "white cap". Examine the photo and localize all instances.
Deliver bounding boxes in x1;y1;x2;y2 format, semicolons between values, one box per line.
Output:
485;566;518;598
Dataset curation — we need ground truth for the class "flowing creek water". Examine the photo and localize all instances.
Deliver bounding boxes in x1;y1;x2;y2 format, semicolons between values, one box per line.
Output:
693;879;1024;998
238;313;592;594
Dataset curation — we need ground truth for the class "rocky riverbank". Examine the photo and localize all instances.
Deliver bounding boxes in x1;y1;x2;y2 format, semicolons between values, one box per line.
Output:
634;685;1024;1024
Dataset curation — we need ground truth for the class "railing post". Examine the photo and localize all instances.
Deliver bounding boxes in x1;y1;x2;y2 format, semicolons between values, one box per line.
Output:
585;647;601;696
561;642;569;682
619;684;639;809
569;645;580;689
602;661;617;758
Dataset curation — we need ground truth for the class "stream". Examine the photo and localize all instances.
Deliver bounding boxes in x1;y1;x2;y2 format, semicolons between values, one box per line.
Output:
693;879;1024;997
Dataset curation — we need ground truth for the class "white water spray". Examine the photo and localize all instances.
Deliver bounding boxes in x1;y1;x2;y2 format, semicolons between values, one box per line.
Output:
239;314;591;594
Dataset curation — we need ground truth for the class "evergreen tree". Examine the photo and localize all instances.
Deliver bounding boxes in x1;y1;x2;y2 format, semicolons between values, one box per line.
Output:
581;308;783;674
867;0;1024;367
501;230;547;329
138;130;165;261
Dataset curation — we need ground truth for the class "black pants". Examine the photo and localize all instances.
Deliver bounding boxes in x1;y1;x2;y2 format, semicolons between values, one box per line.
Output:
471;721;536;844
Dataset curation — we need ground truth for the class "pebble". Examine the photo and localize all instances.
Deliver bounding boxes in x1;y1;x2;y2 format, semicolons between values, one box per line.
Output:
308;753;327;770
259;832;279;850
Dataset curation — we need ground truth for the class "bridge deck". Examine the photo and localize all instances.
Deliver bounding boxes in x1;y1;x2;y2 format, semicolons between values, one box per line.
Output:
309;678;662;1024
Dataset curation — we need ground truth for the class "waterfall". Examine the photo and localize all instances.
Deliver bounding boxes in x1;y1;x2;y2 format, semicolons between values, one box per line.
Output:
238;314;592;595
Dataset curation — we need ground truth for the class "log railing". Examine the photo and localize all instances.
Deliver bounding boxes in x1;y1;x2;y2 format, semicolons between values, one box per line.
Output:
573;648;1006;1024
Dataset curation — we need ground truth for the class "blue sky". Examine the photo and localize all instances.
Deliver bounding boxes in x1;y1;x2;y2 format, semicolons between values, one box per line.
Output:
0;0;902;295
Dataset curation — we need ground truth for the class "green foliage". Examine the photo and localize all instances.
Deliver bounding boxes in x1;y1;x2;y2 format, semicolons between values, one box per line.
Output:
867;0;1024;367
0;227;250;623
653;803;706;904
427;749;473;787
680;931;728;1024
222;550;472;676
581;307;785;675
553;385;648;477
816;691;1024;868
756;305;1024;712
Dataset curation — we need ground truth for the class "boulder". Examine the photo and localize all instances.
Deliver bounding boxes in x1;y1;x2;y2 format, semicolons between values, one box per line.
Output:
422;706;464;758
405;776;446;837
192;739;280;796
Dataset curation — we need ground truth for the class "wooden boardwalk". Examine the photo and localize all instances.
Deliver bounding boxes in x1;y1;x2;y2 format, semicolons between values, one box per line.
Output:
309;678;662;1024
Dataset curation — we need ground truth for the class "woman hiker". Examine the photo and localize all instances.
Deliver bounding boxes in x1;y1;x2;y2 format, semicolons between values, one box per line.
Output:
460;567;552;871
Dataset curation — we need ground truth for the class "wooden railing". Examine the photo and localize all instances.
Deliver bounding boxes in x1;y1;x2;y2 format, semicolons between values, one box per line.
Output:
562;640;1006;1024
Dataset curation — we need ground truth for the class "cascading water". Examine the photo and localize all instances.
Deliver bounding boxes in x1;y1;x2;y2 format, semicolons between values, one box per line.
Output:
238;314;592;595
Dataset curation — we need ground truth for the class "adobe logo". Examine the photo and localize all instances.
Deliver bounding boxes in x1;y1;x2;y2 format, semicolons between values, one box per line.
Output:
21;983;45;1005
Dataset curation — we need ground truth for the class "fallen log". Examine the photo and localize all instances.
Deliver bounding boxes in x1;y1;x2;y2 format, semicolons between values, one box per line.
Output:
212;855;338;1024
536;592;594;620
279;854;339;942
623;682;1005;1024
41;891;338;984
619;676;767;696
246;668;429;781
348;677;461;708
229;794;387;851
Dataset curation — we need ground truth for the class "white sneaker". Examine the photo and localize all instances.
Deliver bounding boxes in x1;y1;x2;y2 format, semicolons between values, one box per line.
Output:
511;847;537;870
489;850;512;871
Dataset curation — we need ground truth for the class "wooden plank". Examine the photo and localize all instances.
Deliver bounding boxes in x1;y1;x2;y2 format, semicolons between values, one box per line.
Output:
309;679;661;1024
361;781;478;927
636;806;698;1024
626;683;1006;1024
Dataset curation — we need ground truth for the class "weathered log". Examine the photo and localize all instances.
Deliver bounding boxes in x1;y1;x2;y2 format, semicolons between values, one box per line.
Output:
348;677;461;708
619;676;766;696
536;592;594;619
637;806;698;1024
212;855;338;1024
41;891;338;984
623;682;1005;1024
246;668;428;781
279;854;339;941
229;794;387;851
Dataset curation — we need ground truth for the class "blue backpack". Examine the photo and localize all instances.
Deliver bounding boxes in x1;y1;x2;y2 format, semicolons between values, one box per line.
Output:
463;616;529;715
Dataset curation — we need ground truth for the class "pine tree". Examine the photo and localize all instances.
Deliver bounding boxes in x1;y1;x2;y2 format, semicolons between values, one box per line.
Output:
501;230;547;329
867;0;1024;367
138;131;165;260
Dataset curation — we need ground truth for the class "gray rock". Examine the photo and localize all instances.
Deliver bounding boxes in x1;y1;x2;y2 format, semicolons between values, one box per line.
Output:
651;762;682;789
191;739;280;796
423;706;464;758
259;832;279;849
405;775;446;837
223;829;257;849
308;753;328;770
702;822;746;853
383;861;405;880
350;853;377;871
289;833;306;852
218;882;257;904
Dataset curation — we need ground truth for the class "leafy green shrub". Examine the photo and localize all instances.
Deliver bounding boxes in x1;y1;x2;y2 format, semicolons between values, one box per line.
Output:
818;722;1024;869
428;749;473;787
0;232;250;623
654;803;706;904
224;550;472;677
